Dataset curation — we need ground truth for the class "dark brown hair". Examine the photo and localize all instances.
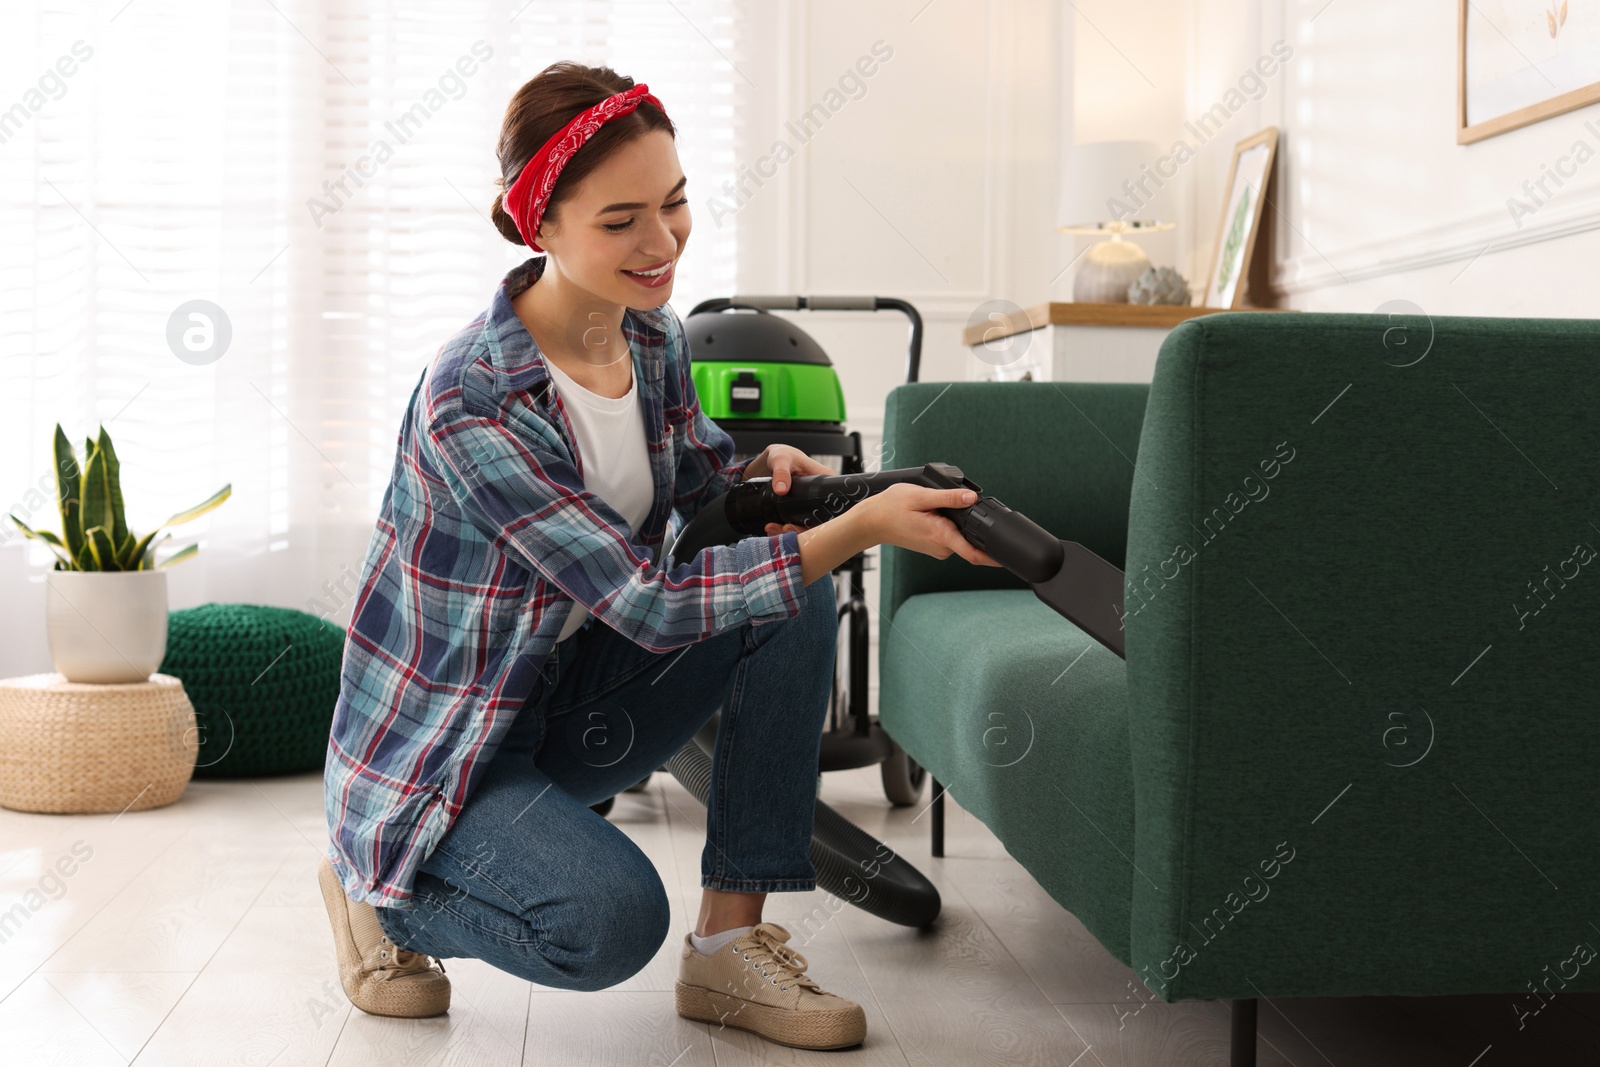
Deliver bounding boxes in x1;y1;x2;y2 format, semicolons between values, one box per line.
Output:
490;62;677;247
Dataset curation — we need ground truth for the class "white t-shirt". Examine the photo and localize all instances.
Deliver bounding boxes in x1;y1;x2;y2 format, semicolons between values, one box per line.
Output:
542;354;655;642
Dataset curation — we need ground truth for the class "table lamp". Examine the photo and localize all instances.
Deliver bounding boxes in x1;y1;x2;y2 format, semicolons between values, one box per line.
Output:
1059;140;1176;303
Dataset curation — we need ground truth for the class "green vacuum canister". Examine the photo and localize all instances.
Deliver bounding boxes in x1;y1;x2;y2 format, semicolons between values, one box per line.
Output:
683;302;847;433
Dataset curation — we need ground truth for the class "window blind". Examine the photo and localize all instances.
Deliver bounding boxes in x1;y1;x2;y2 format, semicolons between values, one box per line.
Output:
0;0;742;671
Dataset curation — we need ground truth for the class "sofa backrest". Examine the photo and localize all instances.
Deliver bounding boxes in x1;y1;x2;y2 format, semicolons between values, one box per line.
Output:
879;381;1151;628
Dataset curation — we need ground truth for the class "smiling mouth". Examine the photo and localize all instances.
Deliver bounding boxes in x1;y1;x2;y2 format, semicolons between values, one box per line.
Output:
622;260;673;278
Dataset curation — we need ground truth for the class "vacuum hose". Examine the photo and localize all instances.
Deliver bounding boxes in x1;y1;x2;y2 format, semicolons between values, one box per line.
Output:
665;719;942;928
669;462;1127;659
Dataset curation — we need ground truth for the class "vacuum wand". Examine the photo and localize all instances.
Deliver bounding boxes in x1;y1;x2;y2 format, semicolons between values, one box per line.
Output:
668;462;1128;659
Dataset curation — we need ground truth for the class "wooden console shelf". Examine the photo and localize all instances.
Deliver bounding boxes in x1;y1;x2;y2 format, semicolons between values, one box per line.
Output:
964;302;1293;384
962;301;1289;347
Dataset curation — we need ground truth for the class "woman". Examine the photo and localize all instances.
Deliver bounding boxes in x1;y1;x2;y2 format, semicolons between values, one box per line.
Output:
318;61;1000;1051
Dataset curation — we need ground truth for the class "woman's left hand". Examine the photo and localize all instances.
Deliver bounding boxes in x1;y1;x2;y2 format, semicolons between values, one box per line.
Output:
743;445;837;536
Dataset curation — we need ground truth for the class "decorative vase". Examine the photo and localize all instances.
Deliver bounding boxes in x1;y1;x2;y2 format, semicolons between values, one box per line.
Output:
45;570;169;683
1073;237;1152;303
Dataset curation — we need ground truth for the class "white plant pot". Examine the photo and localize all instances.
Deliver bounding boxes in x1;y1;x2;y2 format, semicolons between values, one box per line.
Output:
45;569;169;684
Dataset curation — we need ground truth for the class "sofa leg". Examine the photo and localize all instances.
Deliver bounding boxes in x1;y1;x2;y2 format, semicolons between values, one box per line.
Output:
1230;998;1256;1067
930;776;944;857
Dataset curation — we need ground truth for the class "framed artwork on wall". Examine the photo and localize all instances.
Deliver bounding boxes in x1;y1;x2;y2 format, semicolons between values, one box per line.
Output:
1459;0;1600;144
1201;127;1278;310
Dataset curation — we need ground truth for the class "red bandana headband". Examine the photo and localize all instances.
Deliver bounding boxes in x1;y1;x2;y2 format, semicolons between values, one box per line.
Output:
504;83;669;251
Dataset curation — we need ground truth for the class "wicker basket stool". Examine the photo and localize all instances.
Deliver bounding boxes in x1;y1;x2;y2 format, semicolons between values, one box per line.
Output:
0;673;198;814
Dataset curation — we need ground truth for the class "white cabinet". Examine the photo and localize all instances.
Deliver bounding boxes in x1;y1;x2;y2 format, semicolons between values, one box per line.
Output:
964;303;1285;384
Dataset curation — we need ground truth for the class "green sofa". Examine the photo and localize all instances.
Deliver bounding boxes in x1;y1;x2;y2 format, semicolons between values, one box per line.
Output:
877;311;1600;1059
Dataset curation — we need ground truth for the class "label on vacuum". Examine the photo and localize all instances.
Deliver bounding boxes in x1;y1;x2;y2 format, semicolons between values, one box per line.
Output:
730;371;762;413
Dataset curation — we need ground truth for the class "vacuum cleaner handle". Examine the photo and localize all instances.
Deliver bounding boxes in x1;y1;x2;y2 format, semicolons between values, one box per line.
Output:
668;462;1128;658
711;295;924;383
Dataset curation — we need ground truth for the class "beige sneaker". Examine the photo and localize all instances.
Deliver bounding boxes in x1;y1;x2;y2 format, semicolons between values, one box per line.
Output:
317;854;450;1018
675;921;867;1050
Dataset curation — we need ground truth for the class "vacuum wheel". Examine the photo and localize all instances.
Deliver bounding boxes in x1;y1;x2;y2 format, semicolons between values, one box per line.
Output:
881;738;926;807
592;773;654;818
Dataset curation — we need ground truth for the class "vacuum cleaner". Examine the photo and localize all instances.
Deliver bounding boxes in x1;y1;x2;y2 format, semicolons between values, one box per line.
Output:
679;296;927;810
596;295;945;921
659;458;1127;928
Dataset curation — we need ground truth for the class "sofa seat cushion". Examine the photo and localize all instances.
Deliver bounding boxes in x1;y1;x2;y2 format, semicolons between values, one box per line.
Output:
878;588;1135;962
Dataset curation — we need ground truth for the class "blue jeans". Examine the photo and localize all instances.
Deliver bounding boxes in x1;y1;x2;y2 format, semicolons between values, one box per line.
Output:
374;572;838;992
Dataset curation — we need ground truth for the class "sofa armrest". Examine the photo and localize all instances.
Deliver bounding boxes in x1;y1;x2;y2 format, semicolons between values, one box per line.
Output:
1124;311;1600;1000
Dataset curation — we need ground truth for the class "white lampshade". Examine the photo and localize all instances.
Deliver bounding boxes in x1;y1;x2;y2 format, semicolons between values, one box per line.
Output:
1057;139;1180;303
1059;140;1166;227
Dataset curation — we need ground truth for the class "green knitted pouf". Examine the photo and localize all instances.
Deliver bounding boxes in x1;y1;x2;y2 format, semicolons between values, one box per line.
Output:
157;603;344;778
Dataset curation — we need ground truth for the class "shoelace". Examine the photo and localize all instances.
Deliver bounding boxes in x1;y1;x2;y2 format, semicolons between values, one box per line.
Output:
732;924;823;995
374;935;447;981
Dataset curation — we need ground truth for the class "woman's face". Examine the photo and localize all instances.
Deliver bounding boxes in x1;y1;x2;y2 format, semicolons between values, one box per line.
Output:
537;128;690;310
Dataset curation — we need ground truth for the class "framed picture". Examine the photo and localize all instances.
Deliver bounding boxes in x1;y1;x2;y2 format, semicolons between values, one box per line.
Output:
1459;0;1600;144
1201;127;1278;310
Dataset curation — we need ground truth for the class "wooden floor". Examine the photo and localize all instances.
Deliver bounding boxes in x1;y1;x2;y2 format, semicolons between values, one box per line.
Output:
2;763;1596;1066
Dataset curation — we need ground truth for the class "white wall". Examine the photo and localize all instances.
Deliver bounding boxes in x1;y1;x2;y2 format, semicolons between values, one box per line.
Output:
730;0;1600;423
729;0;1071;412
1190;0;1600;316
726;0;1072;717
1070;0;1191;281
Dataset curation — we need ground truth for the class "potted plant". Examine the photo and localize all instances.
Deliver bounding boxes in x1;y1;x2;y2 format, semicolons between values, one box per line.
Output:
8;424;230;684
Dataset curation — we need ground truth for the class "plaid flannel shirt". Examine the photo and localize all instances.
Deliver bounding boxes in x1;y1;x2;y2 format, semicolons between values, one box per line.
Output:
324;254;808;909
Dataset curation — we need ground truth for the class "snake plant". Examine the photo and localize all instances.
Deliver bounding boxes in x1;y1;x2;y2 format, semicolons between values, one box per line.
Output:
8;424;231;571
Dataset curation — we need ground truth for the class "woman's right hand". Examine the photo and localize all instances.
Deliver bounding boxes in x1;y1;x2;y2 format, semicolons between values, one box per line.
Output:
854;484;1005;568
